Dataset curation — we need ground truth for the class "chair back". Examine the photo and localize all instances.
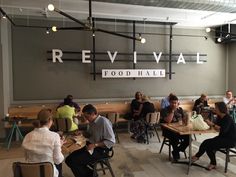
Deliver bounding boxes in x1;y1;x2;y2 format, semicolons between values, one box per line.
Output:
54;117;72;132
107;113;119;124
12;162;54;177
146;112;160;125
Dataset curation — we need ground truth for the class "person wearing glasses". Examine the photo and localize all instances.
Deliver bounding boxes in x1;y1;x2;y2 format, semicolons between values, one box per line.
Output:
65;104;115;177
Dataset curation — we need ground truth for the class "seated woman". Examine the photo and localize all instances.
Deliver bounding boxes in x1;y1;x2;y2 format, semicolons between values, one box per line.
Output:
56;98;78;132
130;91;143;120
140;95;155;118
192;102;236;170
22;109;64;177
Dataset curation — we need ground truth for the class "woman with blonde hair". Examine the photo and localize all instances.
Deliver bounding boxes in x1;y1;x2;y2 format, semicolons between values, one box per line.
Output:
22;109;64;177
141;95;155;118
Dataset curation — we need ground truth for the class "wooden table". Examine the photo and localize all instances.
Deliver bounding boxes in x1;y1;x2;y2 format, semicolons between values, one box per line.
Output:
161;122;217;174
62;135;87;154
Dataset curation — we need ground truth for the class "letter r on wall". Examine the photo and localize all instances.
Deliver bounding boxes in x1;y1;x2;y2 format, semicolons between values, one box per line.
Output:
52;49;63;63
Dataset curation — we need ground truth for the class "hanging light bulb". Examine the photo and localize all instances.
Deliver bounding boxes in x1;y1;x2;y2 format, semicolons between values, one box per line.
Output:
47;4;55;11
206;27;211;33
138;33;142;39
46;28;50;34
217;37;222;43
141;37;146;44
2;14;6;19
52;26;57;32
92;33;95;37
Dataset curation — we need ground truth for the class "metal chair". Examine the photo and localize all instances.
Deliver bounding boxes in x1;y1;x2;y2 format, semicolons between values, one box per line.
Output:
145;112;161;144
54;117;72;133
12;161;54;177
159;137;187;161
218;146;236;173
89;148;115;177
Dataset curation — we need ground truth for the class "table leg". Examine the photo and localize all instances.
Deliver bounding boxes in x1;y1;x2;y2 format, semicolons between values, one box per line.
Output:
187;134;192;174
16;124;24;140
6;122;17;150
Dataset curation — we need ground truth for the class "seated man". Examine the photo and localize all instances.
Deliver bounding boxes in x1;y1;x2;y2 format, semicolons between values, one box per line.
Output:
223;90;235;108
65;104;115;177
161;93;175;110
192;94;209;112
160;95;189;161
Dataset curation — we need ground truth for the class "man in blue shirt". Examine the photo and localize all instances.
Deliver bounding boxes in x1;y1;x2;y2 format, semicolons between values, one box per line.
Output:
161;93;175;109
65;104;115;177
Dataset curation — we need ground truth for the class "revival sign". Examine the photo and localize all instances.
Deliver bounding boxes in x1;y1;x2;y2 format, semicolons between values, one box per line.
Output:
51;49;205;78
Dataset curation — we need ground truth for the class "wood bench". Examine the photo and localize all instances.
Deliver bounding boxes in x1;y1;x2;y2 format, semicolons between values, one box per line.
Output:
7;98;220;128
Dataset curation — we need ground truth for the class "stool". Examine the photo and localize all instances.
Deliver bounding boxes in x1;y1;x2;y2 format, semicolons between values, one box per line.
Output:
159;137;187;161
5;121;24;150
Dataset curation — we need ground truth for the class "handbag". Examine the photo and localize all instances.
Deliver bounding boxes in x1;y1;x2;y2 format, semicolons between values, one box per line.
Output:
191;114;210;131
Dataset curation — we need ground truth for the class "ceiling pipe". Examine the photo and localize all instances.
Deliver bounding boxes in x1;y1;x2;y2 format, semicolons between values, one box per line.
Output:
48;4;142;42
0;7;16;26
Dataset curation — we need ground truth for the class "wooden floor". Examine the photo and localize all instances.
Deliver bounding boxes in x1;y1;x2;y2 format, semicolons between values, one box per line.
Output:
1;131;236;177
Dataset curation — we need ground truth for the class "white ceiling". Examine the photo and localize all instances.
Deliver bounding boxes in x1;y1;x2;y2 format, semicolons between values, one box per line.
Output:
1;0;236;28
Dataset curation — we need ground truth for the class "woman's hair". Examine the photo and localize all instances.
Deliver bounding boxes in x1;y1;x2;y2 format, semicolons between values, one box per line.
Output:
33;109;53;128
135;91;142;99
142;95;150;102
215;102;228;114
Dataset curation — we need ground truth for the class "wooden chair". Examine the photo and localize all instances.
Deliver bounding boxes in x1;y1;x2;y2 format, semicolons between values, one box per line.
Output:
54;117;72;133
107;113;120;143
159;137;187;161
218;146;236;173
89;148;115;177
12;161;54;177
145;112;161;144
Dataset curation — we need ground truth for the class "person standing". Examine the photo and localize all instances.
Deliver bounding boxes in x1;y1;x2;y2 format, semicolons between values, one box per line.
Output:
65;104;115;177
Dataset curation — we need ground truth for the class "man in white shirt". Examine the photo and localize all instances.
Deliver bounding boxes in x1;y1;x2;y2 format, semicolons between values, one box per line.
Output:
223;90;235;108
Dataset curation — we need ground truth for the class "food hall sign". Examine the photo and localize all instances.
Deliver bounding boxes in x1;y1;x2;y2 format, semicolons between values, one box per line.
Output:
52;49;204;78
